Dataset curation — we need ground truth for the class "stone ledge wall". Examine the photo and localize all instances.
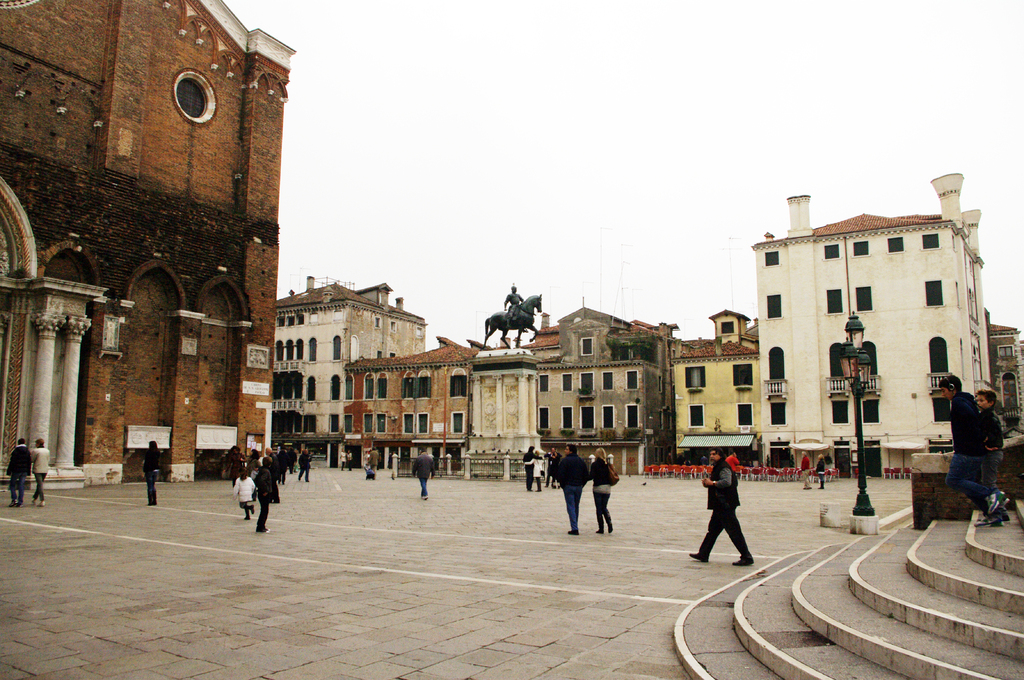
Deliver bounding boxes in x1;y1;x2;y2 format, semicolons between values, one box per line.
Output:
912;438;1023;529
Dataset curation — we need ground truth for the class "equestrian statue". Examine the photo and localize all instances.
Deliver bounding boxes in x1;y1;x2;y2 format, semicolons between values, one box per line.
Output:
484;285;543;348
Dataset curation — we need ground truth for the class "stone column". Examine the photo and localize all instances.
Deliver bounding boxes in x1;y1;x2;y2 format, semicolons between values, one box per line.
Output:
518;374;529;436
496;375;506;436
29;314;62;444
56;317;90;468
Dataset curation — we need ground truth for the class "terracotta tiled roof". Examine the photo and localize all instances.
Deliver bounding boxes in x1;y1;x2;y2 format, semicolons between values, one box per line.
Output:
989;324;1018;333
348;337;477;369
676;339;758;358
522;326;560;349
813;214;944;236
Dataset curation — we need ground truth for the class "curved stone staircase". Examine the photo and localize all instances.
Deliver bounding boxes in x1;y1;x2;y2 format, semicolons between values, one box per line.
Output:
675;504;1024;680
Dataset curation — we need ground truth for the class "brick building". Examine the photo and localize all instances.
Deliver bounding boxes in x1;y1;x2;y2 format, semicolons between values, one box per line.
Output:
528;308;680;474
344;338;477;466
272;277;427;465
0;0;292;484
986;317;1021;430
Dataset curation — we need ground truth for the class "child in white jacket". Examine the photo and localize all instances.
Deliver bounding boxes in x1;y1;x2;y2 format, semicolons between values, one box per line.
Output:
233;473;256;520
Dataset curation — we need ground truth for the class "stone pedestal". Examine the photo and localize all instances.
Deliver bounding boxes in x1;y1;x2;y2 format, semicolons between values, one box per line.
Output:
467;349;540;456
850;514;879;535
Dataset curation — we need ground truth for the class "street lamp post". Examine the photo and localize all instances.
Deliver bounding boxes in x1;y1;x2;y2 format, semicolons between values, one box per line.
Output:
839;315;878;534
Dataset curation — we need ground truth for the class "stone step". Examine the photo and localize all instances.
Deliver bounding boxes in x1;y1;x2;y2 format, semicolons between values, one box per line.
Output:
850;527;1024;660
675;554;802;680
965;509;1024;578
734;542;907;680
908;520;1024;614
793;537;1021;680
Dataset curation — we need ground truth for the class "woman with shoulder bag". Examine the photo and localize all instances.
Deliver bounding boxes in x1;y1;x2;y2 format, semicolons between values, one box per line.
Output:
590;448;614;534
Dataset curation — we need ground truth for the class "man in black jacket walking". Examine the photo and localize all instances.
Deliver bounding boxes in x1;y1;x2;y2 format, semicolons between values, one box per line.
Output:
254;458;273;533
6;438;31;507
557;445;589;535
690;449;753;566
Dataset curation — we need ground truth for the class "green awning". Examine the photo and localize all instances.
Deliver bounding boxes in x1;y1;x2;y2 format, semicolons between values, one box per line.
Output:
678;434;755;448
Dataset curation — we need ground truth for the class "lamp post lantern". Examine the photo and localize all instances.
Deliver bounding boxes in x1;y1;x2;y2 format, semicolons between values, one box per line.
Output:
839;315;877;534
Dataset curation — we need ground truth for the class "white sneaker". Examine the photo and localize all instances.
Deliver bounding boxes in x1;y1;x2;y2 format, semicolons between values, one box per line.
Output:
39;501;44;507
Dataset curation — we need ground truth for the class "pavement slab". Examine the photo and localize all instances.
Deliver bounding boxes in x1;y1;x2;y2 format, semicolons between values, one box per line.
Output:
0;471;912;679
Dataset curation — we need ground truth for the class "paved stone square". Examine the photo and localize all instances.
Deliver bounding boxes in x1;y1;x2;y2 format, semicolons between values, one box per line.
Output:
0;469;911;679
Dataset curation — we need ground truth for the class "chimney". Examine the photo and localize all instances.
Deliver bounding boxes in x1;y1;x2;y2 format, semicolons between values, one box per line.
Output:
395;297;404;311
715;336;723;356
962;209;981;253
541;312;550;329
786;196;811;236
931;173;964;225
306;276;315;292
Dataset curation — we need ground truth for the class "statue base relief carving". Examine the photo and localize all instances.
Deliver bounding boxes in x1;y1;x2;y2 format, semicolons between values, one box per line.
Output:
467;348;541;457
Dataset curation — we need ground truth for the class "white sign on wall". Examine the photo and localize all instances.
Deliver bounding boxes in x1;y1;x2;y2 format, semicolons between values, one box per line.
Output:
242;381;270;396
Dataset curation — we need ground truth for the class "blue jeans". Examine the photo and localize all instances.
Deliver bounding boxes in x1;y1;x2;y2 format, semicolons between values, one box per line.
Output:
562;485;583;530
145;470;159;501
593;491;611;528
8;473;26;505
298;468;309;482
419;477;428;497
945;454;995;512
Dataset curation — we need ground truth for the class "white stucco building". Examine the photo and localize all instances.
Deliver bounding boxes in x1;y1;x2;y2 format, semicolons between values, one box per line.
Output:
752;174;988;476
272;277;426;464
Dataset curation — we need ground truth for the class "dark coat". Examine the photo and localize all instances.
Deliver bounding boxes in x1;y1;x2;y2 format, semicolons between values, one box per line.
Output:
412;453;434;479
707;458;740;511
299;452;311;469
143;447;161;473
589;458;612;487
254;467;273;496
949;392;984;457
557;453;589;487
6;444;31;475
979;408;1003;451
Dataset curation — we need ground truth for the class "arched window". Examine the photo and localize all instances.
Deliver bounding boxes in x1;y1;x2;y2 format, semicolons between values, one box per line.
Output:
331;375;341;401
862;341;877;375
283;374;294;399
929;337;948;373
364;375;374;399
351;335;360;360
345;375;354;400
273;374;283;399
377;375;388;399
308;338;317;362
296;339;304;361
307;376;316;401
828;343;844;377
1002;372;1019;411
285;340;294;361
768;347;785;380
333;336;342;361
292;374;302;398
275;341;284;362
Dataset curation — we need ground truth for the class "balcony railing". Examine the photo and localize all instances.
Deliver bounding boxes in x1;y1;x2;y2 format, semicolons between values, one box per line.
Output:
764;379;788;398
827;375;881;395
272;399;304;411
928;372;952;391
273;360;304;372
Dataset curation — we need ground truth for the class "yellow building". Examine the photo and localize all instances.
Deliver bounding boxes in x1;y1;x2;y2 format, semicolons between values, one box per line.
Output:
673;311;761;465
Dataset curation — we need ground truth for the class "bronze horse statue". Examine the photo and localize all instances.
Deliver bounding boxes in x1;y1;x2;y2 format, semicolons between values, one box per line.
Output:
484;294;543;348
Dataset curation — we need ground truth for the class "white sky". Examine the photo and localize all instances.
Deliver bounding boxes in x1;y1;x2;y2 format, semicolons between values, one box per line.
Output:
230;0;1024;346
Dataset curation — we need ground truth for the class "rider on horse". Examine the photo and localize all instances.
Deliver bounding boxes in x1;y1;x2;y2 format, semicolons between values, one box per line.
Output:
504;285;524;324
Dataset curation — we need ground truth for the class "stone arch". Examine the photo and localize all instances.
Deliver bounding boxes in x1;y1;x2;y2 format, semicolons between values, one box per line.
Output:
123;266;180;433
125;261;185;309
38;241;100;285
197;275;248;320
0;175;38;277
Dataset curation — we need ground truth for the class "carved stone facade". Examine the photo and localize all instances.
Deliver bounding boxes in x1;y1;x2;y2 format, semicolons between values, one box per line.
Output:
0;0;292;484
